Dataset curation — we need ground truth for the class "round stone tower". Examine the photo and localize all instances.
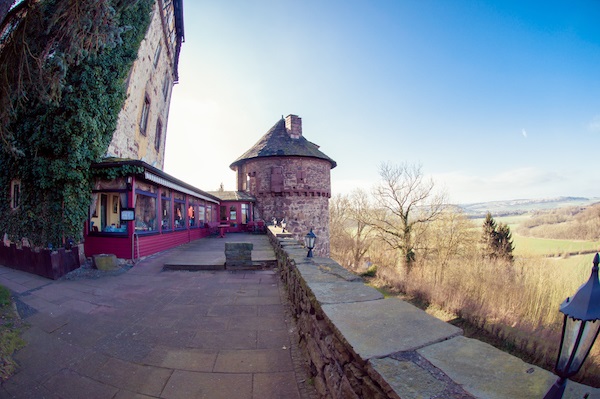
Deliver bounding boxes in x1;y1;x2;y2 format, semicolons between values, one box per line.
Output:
230;114;336;256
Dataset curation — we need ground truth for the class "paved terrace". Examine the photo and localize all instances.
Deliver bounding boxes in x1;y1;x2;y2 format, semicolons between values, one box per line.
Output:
0;234;316;399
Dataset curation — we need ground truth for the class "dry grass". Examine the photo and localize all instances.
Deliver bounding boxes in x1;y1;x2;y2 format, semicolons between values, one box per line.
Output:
368;254;600;387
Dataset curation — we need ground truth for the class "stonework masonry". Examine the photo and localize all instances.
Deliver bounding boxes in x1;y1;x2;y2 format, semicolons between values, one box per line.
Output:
231;114;336;257
242;156;331;256
106;1;181;169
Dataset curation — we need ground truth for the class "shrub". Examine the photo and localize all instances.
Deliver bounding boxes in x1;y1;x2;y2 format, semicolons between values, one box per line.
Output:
361;264;377;277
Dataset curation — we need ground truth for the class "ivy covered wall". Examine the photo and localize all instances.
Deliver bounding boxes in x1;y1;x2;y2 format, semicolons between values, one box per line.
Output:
0;0;154;248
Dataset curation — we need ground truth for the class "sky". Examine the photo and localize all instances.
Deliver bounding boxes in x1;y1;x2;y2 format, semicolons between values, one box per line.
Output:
163;0;600;205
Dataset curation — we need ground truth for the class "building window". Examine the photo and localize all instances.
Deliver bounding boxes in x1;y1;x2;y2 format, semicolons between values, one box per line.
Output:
140;94;151;135
271;166;283;192
174;192;186;229
153;43;162;68
241;203;249;224
161;190;172;231
188;199;197;227
90;191;128;234
206;204;213;224
162;76;171;100
229;205;237;228
155;119;162;151
134;182;158;233
10;179;20;209
198;201;206;226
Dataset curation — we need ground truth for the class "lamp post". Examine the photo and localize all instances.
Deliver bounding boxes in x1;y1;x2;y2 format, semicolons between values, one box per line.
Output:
543;253;600;399
304;229;317;258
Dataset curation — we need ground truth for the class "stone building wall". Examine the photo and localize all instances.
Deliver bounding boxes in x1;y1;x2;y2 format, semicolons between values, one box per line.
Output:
243;156;331;256
105;0;179;169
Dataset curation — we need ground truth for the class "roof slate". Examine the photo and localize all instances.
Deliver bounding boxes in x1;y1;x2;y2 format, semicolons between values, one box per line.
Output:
206;191;256;202
230;118;336;169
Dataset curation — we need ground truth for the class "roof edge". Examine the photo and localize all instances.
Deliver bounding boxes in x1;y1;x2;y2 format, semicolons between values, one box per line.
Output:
92;158;221;203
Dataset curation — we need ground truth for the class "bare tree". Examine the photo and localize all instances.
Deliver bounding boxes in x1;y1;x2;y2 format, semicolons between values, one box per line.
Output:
329;194;352;267
347;189;373;270
330;189;374;271
423;208;478;285
369;162;447;275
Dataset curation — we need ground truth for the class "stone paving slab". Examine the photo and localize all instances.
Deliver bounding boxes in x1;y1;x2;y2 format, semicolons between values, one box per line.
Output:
369;357;449;399
161;370;253;399
418;336;600;399
322;297;462;359
307;281;384;304
0;234;313;399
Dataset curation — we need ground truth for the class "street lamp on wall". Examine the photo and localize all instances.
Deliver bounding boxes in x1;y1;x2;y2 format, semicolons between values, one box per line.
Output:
544;253;600;399
304;229;316;258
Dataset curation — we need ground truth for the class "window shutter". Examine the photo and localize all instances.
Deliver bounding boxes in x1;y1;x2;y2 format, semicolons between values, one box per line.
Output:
271;167;283;192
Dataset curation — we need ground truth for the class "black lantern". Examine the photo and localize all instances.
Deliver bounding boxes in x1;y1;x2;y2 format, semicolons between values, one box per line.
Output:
544;253;600;399
304;229;317;258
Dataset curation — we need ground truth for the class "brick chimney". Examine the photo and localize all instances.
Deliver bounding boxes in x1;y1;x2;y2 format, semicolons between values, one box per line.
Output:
285;114;302;139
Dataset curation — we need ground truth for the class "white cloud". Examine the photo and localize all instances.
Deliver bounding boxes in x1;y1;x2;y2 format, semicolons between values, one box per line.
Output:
430;168;568;204
521;128;527;138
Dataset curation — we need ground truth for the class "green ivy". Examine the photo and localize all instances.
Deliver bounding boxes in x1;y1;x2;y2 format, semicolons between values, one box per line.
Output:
0;0;154;248
92;164;146;181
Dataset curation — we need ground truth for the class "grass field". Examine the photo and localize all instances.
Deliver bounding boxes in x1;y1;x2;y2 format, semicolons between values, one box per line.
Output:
471;214;600;257
512;235;600;256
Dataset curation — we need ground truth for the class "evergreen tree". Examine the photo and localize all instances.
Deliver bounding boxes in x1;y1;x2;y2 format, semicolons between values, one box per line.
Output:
481;212;514;262
495;223;514;262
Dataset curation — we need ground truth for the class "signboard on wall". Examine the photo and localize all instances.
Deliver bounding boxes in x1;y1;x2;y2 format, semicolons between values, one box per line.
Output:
120;208;135;221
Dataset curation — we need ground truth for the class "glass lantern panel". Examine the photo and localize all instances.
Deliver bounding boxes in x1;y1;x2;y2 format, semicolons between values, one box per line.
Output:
557;317;600;376
568;319;600;375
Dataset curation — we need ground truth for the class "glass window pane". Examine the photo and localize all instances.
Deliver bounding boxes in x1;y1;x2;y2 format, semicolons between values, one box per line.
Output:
135;193;157;232
188;204;196;227
161;198;172;230
90;191;128;234
241;204;249;224
198;205;205;226
174;201;185;229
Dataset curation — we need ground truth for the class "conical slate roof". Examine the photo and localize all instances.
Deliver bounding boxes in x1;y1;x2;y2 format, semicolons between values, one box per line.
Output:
230;117;337;170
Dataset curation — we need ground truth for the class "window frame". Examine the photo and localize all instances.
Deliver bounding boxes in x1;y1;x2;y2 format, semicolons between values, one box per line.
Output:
153;43;162;68
89;189;129;235
10;179;20;210
134;188;158;234
162;76;171;100
154;118;163;151
160;189;172;232
173;192;186;230
139;94;151;135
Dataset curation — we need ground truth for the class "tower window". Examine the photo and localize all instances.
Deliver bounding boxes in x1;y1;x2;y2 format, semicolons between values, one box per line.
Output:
270;167;283;193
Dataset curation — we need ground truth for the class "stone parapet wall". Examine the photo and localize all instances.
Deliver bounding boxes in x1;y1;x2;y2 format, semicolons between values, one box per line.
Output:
267;228;600;399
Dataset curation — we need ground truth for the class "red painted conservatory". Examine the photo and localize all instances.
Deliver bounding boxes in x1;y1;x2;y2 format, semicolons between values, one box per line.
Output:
85;159;256;261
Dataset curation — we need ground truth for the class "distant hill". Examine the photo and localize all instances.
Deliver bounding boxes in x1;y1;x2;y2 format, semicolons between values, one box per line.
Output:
459;196;600;218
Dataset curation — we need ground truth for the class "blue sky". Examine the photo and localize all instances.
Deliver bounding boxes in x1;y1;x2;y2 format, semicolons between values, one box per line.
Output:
164;1;600;204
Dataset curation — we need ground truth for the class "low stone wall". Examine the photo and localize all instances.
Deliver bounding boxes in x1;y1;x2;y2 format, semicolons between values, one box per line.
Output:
267;229;600;399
